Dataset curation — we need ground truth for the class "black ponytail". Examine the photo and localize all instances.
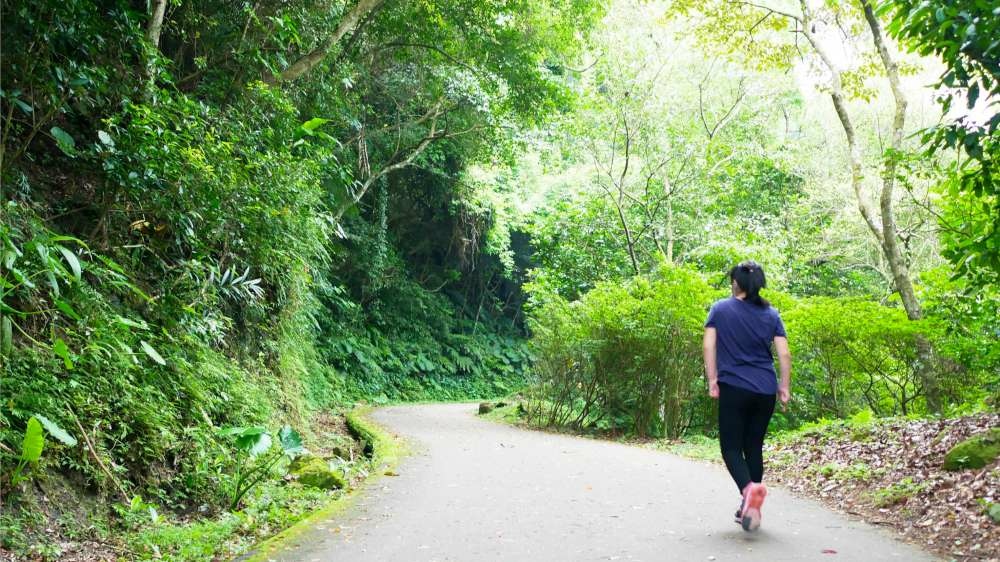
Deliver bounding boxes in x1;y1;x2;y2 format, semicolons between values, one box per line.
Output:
729;260;769;307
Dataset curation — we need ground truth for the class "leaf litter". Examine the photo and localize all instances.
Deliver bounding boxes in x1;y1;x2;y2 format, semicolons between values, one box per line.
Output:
766;413;999;562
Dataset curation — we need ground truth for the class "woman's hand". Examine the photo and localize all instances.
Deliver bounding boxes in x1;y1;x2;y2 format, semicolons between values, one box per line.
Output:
708;380;720;399
778;386;790;411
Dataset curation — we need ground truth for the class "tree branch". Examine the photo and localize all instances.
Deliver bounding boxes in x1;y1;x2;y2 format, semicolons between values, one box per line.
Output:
728;0;802;23
798;1;884;245
268;0;385;84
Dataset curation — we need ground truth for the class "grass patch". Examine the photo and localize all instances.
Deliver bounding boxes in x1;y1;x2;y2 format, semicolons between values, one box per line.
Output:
655;434;719;461
806;461;881;482
869;477;927;508
481;402;527;425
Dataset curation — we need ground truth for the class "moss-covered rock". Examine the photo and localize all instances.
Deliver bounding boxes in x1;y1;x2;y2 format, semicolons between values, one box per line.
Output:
289;456;345;489
943;428;1000;471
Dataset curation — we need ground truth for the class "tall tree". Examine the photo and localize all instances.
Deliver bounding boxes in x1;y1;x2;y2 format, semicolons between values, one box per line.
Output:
675;0;943;409
882;0;1000;289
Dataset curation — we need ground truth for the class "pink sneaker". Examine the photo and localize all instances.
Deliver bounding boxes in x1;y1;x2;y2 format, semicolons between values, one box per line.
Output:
740;483;767;532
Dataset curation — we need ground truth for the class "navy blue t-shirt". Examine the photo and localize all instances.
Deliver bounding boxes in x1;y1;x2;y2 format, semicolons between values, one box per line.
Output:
704;297;786;395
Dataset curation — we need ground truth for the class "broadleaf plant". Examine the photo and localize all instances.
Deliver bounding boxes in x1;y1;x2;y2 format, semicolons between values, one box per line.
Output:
10;414;76;485
219;425;306;508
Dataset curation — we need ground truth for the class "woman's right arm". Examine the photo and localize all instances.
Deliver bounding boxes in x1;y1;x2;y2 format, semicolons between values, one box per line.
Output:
774;336;792;408
703;327;719;399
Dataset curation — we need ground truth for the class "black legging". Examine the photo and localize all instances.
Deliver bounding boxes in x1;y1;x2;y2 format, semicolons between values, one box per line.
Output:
718;382;776;493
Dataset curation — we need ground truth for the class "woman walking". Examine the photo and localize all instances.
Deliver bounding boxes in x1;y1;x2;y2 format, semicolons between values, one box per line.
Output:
703;260;792;532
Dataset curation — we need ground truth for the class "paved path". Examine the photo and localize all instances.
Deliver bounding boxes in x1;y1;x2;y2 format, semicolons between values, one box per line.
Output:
264;403;936;561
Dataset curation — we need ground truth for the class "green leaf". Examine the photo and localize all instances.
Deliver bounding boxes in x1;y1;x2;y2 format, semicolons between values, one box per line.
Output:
53;338;74;369
9;266;35;289
21;417;44;463
50;126;76;155
235;431;272;458
46;235;87;246
219;425;266;439
248;432;273;457
13;98;33;114
34;414;77;447
54;299;81;321
97;130;115;147
46;269;60;297
55;245;81;281
114;316;148;330
299;117;331;137
278;425;304;455
988;502;1000;524
140;340;166;365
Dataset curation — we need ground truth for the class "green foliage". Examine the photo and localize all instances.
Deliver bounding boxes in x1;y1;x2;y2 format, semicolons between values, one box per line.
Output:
526;265;716;438
778;292;998;422
980;499;1000;524
883;0;1000;287
126;481;332;562
318;274;531;403
527;191;642;301
33;415;77;448
780;297;947;418
870;477;927;508
658;434;720;462
4;0;999;555
218;425;306;509
10;417;44;486
2;0;583;548
8;414;75;486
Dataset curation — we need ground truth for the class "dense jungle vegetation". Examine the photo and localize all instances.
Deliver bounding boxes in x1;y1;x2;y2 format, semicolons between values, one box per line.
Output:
1;0;998;559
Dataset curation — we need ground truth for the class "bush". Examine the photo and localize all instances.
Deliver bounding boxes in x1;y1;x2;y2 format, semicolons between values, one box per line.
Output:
526;265;716;438
781;297;948;419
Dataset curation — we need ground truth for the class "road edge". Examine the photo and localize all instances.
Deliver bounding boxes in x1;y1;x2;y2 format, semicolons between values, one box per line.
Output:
237;407;408;562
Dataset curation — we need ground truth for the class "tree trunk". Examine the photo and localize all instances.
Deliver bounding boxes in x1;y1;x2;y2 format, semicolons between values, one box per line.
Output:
860;0;921;321
799;16;883;245
268;0;384;84
612;199;641;275
147;0;168;48
799;1;940;412
665;201;675;263
861;0;940;412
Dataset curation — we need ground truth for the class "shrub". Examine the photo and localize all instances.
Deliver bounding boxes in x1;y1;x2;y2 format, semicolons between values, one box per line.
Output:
782;297;947;418
526;265;715;438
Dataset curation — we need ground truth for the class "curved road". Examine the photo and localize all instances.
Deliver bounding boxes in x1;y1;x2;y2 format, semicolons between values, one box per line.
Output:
263;403;935;561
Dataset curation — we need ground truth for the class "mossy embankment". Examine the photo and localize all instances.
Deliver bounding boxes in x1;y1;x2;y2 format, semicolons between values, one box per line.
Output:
241;407;406;562
0;407;405;562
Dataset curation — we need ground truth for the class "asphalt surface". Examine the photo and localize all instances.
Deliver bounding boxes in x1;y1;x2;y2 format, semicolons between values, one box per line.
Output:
261;403;937;561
